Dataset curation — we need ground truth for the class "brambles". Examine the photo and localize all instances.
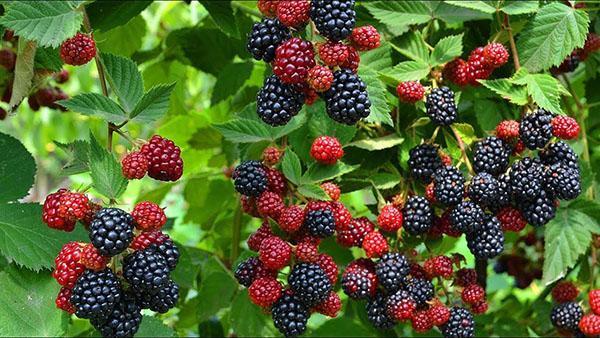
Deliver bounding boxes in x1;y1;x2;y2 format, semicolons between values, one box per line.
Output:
443;42;508;86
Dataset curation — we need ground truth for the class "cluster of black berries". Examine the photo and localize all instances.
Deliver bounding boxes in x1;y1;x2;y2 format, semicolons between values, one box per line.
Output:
248;0;380;126
548;283;600;336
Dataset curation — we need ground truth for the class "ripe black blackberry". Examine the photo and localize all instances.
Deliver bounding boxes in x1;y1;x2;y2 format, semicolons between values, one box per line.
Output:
271;293;309;337
467;172;500;207
233;160;268;197
310;0;356;41
494;174;512;209
134;279;179;313
425;87;457;126
322;69;371;125
520;189;556;226
402;196;433;235
288;263;332;306
545;163;581;200
509;157;544;202
256;75;305;126
123;246;170;292
540;141;579;170
520;109;554;150
408;143;442;183
70;268;122;321
234;256;269;287
366;291;396;330
405;278;434;307
304;209;336;238
472;136;510;176
449;201;485;234
89;208;134;257
375;252;410;292
432;166;465;206
550;302;583;331
246;18;291;62
441;307;475;338
155;239;180;271
342;269;375;300
466;216;504;259
91;293;142;338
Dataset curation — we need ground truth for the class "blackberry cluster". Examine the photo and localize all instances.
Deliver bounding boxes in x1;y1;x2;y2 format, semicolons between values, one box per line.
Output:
123;245;170;292
310;0;356;41
247;18;291;62
88;208;134;257
402;196;433;235
405;278;434;307
520;189;556;226
472;137;510;176
425;87;458;126
288;263;332;306
441;307;475;338
545;163;581;200
90;294;142;338
509;157;545;202
70;269;122;321
134;279;180;313
432;166;465;206
256;75;305;126
466;216;504;259
408;144;443;183
322;69;371;125
375;253;410;292
520;109;555;150
304;209;336;238
540;141;579;169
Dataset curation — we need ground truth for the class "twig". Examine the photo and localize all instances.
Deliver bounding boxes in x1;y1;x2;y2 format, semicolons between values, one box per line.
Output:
450;125;474;175
503;14;520;71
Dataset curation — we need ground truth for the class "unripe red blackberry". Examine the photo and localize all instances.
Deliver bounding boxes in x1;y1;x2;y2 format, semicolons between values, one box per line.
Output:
60;33;96;66
247;222;274;251
340;45;360;73
257;0;279;17
0;48;16;71
443;58;470;86
316;253;338;285
121;151;148;180
495;120;520;140
320;182;341;201
42;188;76;231
589;289;600;315
396;81;425;103
424;255;454;279
56;287;75;314
582;32;600;59
377;204;403;233
461;284;485;305
257;191;284;219
349;25;380;51
386;290;416;321
483;43;509;68
80;243;109;271
466;47;493;84
496;207;527;232
317;41;350;67
310;136;344;165
471;301;489;315
57;191;90;221
314;291;341;317
295;239;319;262
342;266;377;300
551;115;580;140
552;281;579;303
248;276;282;307
428;304;451;326
412;310;434;333
54;69;69;84
262;146;282;166
277;205;304;233
362;231;388;258
276;0;310;28
131;201;166;231
307;65;334;92
337;216;375;247
234;256;276;287
129;230;169;251
272;38;315;84
140;135;184;181
259;236;291;270
53;242;85;288
264;168;286;197
579;314;600;336
455;268;478;287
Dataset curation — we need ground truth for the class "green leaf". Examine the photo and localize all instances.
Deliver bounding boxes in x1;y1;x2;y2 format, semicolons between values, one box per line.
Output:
542;206;600;285
230;290;275;337
136;316;175;337
59;93;127;123
364;1;431;36
270;111;308;140
347;134;404;151
479;78;529;105
451;123;477;146
86;0;151;32
199;0;239;38
34;47;62;71
55;140;90;176
88;132;128;199
517;2;589;72
0;133;35;203
214;118;272;143
281;149;302;185
211;62;253;105
302;162;359;184
381;61;430;83
0;1;83;47
431;1;493;22
500;0;539;15
390;31;429;63
312;317;372;337
297;184;330;200
524;73;565;114
9;39;36;110
197;257;237;321
130;83;175;123
359;43;393;71
0;203;88;271
371;173;401;190
95;15;146;57
0;266;67;336
101;53;144;113
430;34;464;66
359;67;392;126
443;1;496;14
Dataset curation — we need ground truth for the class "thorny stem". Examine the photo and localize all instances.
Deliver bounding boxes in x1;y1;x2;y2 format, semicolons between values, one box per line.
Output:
503;14;520;71
450;125;474;175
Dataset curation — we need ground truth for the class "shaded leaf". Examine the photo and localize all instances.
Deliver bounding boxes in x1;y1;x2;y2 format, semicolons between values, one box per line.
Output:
297;184;330;200
281;149;302;185
86;0;151;32
199;0;239;38
0;133;35;203
347;134;404;151
9;39;36;110
101;52;144;113
359;66;392;126
130;83;175;123
302;162;359;184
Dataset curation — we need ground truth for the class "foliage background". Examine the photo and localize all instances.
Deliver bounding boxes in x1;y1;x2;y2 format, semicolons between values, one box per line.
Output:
0;1;598;337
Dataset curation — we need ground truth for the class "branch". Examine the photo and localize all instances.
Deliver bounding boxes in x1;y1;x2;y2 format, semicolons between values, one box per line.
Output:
450;125;474;175
503;14;520;71
475;258;488;289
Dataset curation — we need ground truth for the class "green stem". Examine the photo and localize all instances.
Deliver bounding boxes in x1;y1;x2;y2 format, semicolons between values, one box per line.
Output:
450;125;474;175
231;1;262;18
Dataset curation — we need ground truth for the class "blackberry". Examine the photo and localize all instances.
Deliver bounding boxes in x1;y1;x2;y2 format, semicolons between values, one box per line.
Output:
520;189;556;226
520;109;554;150
473;136;510;176
366;291;396;330
405;278;434;307
310;0;356;41
509;157;544;202
466;216;504;258
70;269;122;321
155;239;180;271
322;68;371;125
288;263;332;306
256;75;305;126
271;293;309;337
375;252;410;292
246;18;291;62
540;141;579;169
89;208;134;257
432;166;465;206
467;172;500;207
233;160;268;197
386;289;416;321
234;256;274;287
91;293;142;338
545;163;581;200
402;196;433;236
408;144;443;183
449;201;485;234
304;209;336;238
123;246;170;292
441;307;475;338
134;279;179;313
341;269;376;300
494;174;512;210
551;302;583;331
552;53;580;74
425;87;458;126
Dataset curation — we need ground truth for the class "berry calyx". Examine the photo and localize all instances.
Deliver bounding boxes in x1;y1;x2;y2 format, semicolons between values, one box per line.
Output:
397;81;425;104
131;201;167;231
310;136;344;165
60;33;96;66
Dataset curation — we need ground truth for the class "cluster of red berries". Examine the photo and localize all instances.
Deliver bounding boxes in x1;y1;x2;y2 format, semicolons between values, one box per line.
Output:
443;43;509;86
550;282;600;336
552;32;600;74
121;135;184;182
27;72;70;112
